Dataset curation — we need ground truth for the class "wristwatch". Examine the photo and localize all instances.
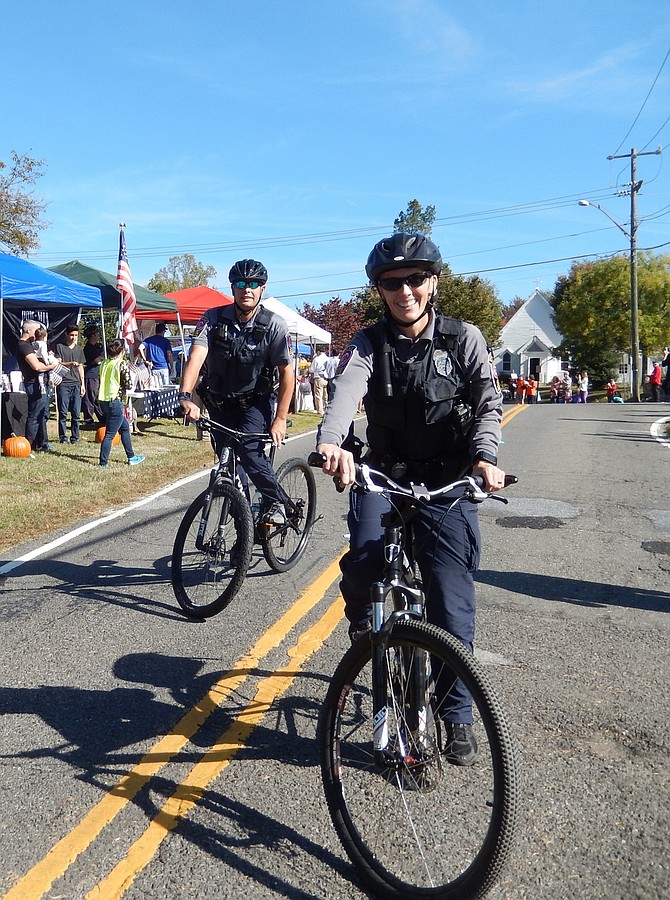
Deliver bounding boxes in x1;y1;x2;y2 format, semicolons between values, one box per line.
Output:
474;451;497;466
178;392;192;402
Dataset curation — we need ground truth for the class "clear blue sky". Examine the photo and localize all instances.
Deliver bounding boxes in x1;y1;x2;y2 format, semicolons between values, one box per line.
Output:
5;0;670;310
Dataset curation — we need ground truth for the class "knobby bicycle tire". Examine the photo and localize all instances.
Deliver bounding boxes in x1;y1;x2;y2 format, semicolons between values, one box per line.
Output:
171;481;254;618
319;620;520;900
261;457;317;572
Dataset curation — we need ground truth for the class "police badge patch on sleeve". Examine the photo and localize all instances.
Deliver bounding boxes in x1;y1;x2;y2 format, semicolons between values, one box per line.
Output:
336;345;355;376
193;316;208;339
433;348;453;378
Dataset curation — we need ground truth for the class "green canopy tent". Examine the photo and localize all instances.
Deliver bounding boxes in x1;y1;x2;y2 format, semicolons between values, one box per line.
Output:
48;260;185;356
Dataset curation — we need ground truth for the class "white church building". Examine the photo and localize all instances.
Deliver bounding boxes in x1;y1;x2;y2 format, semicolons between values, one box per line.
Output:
493;288;566;384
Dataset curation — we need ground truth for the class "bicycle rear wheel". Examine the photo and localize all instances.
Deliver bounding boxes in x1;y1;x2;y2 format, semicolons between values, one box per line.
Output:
171;481;254;618
319;620;520;900
261;457;317;572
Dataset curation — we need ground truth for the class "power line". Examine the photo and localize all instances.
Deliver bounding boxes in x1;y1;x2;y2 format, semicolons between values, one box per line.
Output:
31;187;619;265
277;241;670;302
612;45;670;155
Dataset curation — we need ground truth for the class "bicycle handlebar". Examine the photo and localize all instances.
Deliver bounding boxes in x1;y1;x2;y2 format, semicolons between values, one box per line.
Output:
193;414;272;444
307;451;517;505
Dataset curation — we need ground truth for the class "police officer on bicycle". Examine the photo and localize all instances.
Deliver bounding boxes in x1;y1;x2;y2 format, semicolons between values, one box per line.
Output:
315;233;506;765
179;259;295;526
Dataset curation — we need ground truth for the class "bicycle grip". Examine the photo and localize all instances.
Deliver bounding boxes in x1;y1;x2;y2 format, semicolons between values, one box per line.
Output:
307;451;346;492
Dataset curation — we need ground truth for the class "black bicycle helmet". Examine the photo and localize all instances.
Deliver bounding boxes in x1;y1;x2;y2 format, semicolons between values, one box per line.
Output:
228;258;268;285
365;233;442;281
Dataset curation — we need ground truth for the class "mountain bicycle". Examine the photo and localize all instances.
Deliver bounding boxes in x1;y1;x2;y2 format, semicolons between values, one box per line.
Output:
171;417;317;619
308;453;520;900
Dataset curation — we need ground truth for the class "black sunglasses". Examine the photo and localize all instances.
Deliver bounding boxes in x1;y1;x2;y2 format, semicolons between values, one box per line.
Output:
232;279;264;290
378;271;432;292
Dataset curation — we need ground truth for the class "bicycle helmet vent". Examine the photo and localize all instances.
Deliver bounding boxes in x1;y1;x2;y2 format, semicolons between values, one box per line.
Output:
228;259;268;284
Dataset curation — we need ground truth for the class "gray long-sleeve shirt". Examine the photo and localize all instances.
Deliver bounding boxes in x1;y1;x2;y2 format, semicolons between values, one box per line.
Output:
317;311;502;463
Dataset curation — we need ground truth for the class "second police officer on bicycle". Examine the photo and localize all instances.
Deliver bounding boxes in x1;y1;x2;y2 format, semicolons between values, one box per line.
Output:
315;233;506;765
179;259;295;526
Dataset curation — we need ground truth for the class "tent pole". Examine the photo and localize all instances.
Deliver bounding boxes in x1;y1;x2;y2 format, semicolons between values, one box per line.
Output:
100;309;107;357
176;311;186;383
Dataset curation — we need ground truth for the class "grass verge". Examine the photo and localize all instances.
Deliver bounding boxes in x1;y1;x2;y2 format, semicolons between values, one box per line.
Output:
0;410;324;555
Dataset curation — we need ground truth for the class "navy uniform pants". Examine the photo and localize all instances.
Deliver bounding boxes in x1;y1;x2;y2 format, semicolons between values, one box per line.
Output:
209;398;283;506
340;488;481;724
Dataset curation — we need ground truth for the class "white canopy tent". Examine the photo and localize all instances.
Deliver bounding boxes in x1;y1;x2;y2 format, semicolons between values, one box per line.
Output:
261;296;331;411
262;296;331;346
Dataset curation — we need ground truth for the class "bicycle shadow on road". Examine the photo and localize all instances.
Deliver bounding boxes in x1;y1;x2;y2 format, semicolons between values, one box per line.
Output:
0;650;363;894
476;569;670;613
0;554;188;622
0;651;331;782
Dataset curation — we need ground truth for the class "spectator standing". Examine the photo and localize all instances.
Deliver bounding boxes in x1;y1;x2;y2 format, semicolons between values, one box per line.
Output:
298;373;315;411
14;319;58;452
140;323;174;387
577;371;589;404
515;375;527;405
55;324;86;444
606;378;618;402
560;373;573;403
508;372;518;403
82;326;106;424
97;339;145;468
525;376;537;404
649;361;663;402
309;347;329;414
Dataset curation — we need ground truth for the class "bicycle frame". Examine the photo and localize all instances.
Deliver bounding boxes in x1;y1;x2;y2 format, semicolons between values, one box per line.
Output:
196;415;307;543
333;462;514;766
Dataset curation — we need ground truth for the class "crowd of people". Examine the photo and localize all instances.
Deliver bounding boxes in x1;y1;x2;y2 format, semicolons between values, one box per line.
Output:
5;320;152;465
296;348;340;413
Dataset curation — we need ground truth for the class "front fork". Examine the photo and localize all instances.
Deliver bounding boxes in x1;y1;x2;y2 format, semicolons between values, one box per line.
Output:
371;527;426;763
195;449;233;552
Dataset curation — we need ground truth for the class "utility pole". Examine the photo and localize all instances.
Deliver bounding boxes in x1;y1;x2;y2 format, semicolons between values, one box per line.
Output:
607;146;662;402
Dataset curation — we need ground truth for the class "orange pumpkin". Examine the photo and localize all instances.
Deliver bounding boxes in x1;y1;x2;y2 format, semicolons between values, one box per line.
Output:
3;435;32;458
95;427;120;446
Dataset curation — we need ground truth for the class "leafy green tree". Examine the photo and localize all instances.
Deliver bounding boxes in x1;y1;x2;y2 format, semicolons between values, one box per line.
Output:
551;253;670;382
0;151;48;255
298;296;365;353
148;253;216;294
351;284;383;327
393;199;436;237
437;274;503;347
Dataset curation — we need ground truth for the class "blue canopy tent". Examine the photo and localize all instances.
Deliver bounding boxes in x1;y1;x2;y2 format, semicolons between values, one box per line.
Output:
1;254;102;439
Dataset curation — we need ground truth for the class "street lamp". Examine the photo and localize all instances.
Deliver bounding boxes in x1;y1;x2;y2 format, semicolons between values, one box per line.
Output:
578;197;640;401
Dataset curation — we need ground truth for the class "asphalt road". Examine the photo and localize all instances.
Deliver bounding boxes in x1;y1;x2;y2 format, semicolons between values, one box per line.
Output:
0;401;668;900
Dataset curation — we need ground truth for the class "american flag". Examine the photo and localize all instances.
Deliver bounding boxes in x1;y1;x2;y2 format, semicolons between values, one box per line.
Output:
117;226;138;347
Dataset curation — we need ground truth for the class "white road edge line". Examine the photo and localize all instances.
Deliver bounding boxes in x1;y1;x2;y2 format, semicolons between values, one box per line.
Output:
650;415;670;451
0;429;316;577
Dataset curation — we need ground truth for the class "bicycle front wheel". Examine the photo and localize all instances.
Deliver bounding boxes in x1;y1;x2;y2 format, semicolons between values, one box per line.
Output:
171;481;254;618
261;457;317;572
320;620;520;900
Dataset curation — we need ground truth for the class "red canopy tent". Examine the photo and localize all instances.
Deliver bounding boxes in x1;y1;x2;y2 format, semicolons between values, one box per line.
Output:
160;285;233;324
134;285;233;324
